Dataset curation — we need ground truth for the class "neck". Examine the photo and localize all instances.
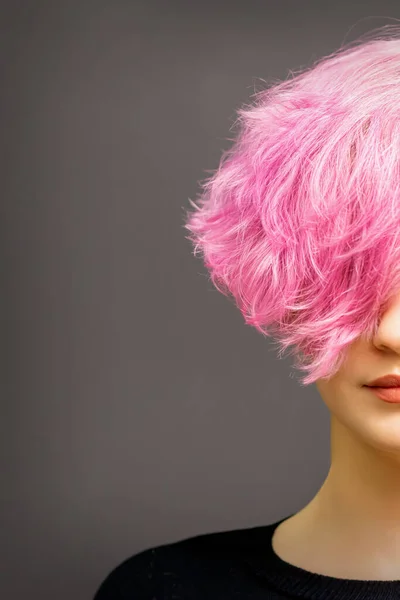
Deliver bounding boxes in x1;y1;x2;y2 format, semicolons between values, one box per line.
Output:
282;416;400;579
319;415;400;528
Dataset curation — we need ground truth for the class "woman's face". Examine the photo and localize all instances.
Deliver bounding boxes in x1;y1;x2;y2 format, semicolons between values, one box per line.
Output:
315;291;400;457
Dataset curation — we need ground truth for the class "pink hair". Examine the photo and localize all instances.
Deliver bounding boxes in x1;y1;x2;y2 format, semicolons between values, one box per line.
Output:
183;25;400;386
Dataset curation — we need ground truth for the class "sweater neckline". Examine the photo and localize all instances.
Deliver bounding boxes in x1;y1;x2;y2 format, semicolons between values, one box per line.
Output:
244;514;400;600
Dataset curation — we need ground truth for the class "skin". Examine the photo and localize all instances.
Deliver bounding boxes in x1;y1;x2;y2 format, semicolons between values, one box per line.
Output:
271;290;400;580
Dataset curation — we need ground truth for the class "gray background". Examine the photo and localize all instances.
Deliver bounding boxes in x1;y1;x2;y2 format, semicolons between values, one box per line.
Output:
1;2;398;599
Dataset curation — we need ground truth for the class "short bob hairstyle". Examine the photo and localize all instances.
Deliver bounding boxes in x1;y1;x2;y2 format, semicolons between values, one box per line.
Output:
183;25;400;386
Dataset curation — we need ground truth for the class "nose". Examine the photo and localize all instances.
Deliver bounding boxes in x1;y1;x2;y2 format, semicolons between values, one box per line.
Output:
373;292;400;354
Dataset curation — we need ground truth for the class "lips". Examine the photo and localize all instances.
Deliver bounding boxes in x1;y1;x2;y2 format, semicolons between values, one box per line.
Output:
366;374;400;388
365;373;400;404
366;386;400;403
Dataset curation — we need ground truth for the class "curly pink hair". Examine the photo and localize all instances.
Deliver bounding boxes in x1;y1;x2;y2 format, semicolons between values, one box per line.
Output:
183;25;400;386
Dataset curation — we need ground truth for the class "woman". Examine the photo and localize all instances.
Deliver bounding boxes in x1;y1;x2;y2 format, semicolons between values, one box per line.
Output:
94;25;400;599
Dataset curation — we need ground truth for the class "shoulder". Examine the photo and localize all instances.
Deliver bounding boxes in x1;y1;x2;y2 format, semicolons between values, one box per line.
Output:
92;522;270;599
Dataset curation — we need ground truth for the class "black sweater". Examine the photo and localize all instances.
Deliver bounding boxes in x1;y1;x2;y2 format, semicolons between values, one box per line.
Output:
93;513;400;599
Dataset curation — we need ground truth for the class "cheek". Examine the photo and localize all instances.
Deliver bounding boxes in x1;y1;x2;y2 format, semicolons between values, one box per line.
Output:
316;378;400;454
315;378;356;418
